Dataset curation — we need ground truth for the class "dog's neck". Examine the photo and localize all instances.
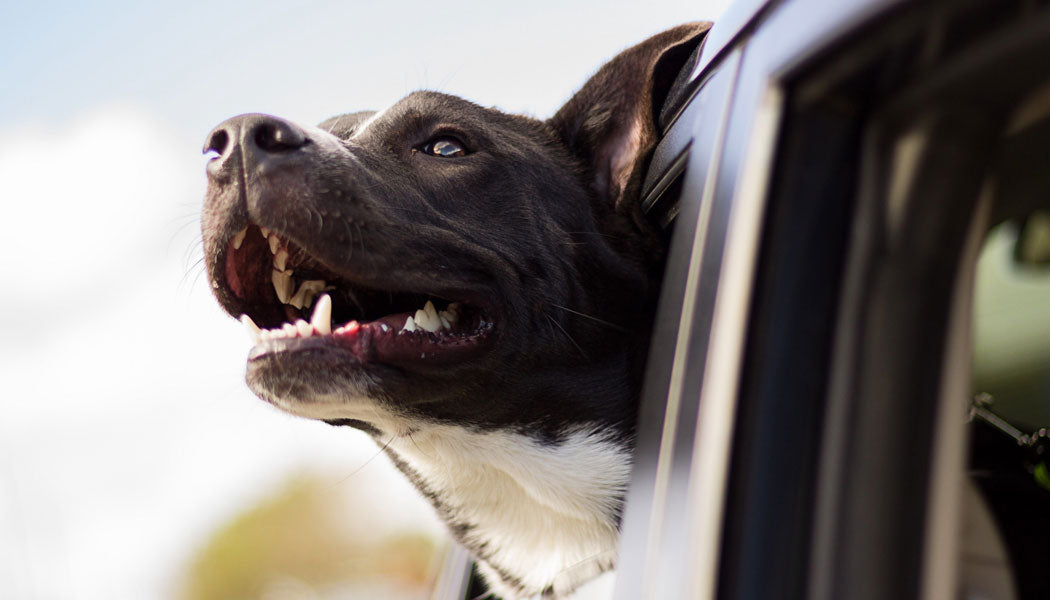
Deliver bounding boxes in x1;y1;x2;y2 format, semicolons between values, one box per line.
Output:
382;423;631;598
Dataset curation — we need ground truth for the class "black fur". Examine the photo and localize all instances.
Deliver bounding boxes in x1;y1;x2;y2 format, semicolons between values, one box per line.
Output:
201;23;711;598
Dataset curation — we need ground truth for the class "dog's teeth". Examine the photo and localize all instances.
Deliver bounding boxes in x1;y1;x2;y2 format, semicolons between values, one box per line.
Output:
311;294;332;334
260;227;270;238
232;228;248;250
282;323;297;336
414;308;441;332
424;300;439;321
274;248;289;272
334;321;359;335
272;269;294;303
414;300;444;332
240;314;261;344
380;324;390;332
422;317;442;332
287;279;326;310
268;235;280;254
402;316;418;332
439;314;451;329
295;319;313;337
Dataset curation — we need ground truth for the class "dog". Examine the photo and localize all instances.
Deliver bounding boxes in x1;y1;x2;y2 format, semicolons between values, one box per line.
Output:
200;22;711;599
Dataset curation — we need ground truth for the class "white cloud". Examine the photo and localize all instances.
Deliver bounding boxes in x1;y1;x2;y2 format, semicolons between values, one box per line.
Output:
0;107;440;600
1;106;192;298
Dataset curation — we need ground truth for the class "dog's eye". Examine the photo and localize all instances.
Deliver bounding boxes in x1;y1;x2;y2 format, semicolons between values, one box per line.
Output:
422;137;468;158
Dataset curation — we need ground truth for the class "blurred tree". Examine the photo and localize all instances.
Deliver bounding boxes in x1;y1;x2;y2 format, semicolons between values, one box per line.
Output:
180;472;438;600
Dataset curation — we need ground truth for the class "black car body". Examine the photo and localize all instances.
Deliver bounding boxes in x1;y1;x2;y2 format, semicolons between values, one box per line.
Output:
439;0;1050;597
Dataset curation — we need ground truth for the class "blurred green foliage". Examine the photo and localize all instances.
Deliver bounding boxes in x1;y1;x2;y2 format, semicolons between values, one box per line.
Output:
973;219;1050;427
180;473;438;600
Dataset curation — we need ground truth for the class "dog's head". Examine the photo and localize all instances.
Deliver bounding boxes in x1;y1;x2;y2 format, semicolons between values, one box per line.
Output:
201;23;709;443
201;22;710;598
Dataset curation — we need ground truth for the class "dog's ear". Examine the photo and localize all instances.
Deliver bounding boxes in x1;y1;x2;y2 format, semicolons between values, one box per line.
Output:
549;22;712;220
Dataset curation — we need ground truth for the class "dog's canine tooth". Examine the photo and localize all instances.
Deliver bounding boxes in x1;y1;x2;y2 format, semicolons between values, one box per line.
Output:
231;227;248;250
295;319;313;337
268;234;280;255
310;294;332;334
274;248;289;272
259;226;270;238
240;314;261;343
402;316;418;332
272;269;294;303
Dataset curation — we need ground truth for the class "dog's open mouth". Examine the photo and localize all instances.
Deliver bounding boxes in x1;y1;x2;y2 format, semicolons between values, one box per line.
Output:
220;224;494;368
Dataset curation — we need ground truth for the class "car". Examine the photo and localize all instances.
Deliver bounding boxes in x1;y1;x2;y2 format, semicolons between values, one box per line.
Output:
433;0;1050;597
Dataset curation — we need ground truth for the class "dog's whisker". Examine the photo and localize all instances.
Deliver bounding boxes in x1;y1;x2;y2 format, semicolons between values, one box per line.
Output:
332;434;395;487
182;231;204;256
170;216;204;240
177;257;209;294
306;205;325;233
564;230;625;240
381;205;437;216
545;313;589;360
181;256;206;280
548;303;629;333
404;430;432;459
176;257;208;297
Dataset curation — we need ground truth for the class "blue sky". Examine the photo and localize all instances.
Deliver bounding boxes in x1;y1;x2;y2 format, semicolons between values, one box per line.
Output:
0;1;730;598
2;0;724;134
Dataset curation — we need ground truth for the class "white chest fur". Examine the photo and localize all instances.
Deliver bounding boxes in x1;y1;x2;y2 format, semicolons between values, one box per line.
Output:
386;425;632;597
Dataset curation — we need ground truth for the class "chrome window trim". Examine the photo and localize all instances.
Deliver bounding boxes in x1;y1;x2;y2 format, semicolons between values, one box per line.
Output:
682;82;783;600
919;182;992;600
613;48;743;600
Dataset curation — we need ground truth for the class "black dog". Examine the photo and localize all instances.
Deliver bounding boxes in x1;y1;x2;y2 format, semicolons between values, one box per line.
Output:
201;23;710;599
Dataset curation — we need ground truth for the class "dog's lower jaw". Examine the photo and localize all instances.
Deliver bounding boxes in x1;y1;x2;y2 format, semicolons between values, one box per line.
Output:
383;424;631;600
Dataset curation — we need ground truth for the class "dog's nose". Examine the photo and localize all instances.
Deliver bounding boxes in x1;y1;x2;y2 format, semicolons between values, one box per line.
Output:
204;114;309;178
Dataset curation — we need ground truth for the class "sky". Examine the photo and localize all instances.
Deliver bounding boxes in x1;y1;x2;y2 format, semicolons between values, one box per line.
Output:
0;1;732;598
